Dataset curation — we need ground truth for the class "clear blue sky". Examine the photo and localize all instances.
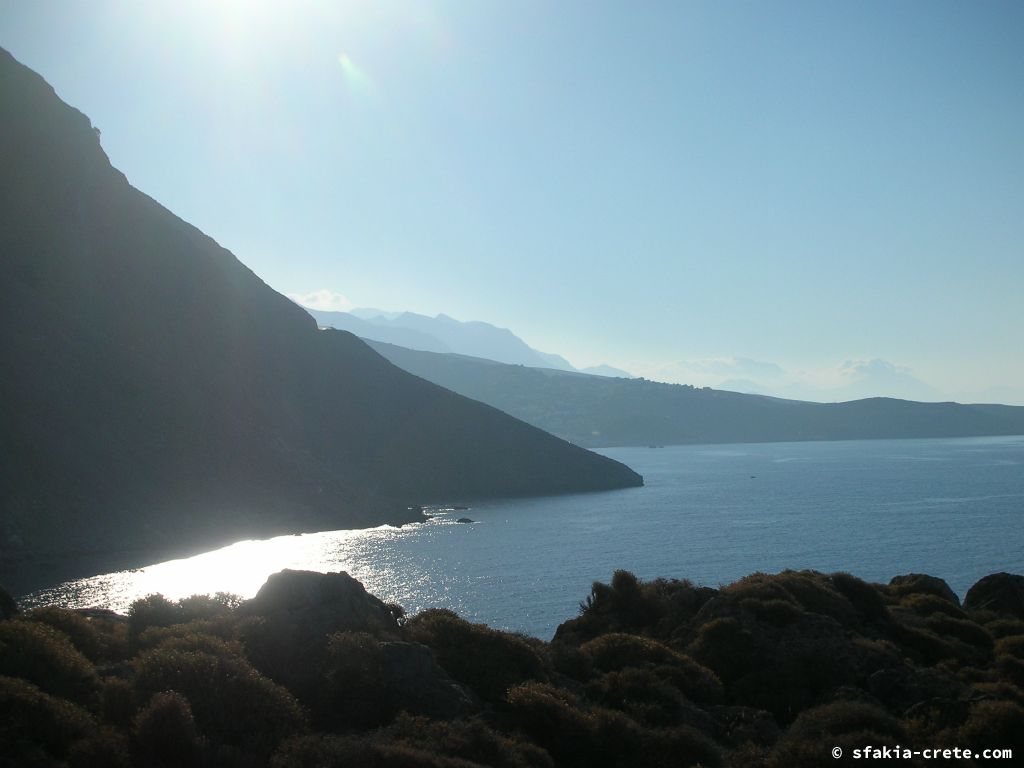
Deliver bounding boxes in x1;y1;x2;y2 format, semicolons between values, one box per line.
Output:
2;1;1022;403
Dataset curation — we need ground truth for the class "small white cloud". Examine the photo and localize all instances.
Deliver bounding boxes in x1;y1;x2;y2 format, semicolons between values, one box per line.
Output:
647;356;788;388
286;289;353;312
637;355;946;402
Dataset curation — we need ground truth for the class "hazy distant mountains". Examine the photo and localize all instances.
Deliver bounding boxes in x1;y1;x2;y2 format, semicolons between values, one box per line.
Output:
304;307;632;377
365;342;1024;448
0;49;640;589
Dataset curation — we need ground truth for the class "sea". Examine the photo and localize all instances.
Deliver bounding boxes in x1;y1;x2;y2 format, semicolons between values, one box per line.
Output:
22;435;1024;639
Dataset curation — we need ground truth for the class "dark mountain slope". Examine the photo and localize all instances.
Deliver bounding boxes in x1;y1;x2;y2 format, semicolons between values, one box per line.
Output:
0;49;640;589
366;341;1024;447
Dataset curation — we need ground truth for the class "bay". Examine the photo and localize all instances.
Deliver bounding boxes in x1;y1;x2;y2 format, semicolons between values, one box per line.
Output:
23;435;1024;638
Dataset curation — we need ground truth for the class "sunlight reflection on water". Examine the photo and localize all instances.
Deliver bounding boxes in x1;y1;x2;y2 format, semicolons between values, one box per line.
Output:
24;523;434;615
22;436;1024;639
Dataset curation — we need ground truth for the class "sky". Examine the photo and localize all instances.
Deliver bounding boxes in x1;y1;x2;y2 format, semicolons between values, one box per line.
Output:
2;1;1022;403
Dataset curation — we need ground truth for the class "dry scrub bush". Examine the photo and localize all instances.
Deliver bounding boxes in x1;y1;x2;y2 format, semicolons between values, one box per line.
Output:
0;620;100;705
404;609;548;701
133;645;305;754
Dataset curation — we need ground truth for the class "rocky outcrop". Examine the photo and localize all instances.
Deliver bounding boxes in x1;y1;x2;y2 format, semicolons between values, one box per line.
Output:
964;572;1024;618
376;641;478;719
888;573;960;605
243;569;399;637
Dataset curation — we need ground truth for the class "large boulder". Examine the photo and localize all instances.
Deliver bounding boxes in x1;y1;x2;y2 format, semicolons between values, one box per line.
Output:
243;569;399;637
964;573;1024;618
889;574;960;605
239;570;402;702
377;641;478;719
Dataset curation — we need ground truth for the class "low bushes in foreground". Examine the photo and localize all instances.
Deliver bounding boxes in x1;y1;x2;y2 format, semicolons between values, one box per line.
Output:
0;567;1022;767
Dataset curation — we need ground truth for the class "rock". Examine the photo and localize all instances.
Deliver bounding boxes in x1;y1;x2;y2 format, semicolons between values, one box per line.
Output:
903;698;972;731
243;569;399;637
239;571;403;704
710;705;780;747
964;573;1024;618
0;584;16;619
867;666;971;711
377;642;478;719
889;574;960;605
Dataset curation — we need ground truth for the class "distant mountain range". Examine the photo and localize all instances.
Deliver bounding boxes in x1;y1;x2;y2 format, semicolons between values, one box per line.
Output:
0;49;640;591
303;307;632;378
364;341;1024;448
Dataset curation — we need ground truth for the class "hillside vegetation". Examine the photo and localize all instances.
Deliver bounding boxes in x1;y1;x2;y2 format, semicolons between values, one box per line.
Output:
368;342;1024;448
1;568;1022;767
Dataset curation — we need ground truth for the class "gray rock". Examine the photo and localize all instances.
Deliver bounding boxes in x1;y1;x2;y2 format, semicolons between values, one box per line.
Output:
378;641;478;719
867;666;970;710
889;574;960;605
243;569;399;637
963;573;1024;618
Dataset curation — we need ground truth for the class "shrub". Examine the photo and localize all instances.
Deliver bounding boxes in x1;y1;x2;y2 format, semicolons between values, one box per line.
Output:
503;682;600;768
686;618;755;683
127;594;182;647
986;619;1024;639
317;631;392;730
404;609;547;702
956;700;1024;754
66;726;130;768
888;574;960;604
547;642;592;681
133;645;306;754
270;734;484;768
782;700;902;743
641;724;722;768
579;571;662;629
580;633;722;702
100;677;135;728
0;674;95;761
585;667;688;726
994;635;1024;659
136;617;238;651
769;571;858;626
888;623;961;666
829;572;890;622
768;701;903;768
722;574;797;605
142;629;244;659
898;593;968;619
133;691;203;767
24;607;104;661
996;654;1024;688
729;651;858;723
923;614;993;652
178;592;243;620
972;681;1024;706
384;713;554;768
739;597;801;626
501;681;704;768
0;619;100;704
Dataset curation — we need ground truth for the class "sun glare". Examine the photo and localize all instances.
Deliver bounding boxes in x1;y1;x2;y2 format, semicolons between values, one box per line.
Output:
338;52;375;97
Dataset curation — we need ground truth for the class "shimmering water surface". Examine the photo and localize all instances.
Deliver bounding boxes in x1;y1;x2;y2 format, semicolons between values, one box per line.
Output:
25;436;1024;638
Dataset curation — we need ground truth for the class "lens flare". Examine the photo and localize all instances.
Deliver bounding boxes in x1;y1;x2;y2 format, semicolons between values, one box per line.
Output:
338;52;375;97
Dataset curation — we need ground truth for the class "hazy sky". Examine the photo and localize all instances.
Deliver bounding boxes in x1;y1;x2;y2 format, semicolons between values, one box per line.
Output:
2;1;1022;403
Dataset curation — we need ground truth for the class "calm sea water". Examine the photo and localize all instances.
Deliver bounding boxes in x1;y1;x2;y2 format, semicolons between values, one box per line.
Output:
23;435;1024;638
